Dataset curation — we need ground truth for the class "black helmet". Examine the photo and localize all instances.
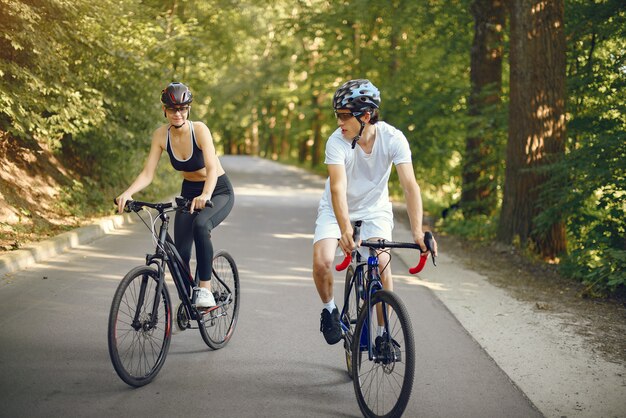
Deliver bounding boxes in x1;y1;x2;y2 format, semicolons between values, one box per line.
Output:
333;79;380;112
161;82;193;107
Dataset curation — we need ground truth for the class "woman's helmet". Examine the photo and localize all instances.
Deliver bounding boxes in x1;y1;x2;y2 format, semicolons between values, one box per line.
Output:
161;82;193;107
332;79;380;112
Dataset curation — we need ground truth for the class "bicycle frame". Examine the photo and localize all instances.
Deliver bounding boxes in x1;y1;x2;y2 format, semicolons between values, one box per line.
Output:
339;222;435;362
362;246;388;361
339;256;364;334
339;238;395;362
132;203;233;332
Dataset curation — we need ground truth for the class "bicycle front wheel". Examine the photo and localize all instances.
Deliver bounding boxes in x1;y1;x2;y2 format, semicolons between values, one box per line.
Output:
199;251;240;349
352;290;415;418
108;266;172;387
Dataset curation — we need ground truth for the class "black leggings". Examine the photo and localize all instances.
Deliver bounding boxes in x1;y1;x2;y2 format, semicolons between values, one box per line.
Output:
174;175;234;281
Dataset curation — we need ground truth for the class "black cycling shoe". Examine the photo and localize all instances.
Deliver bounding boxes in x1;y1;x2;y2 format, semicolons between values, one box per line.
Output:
374;333;402;363
320;308;342;345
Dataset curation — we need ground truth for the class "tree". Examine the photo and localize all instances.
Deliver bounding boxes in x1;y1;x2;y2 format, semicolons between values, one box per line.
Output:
461;0;506;216
498;0;567;258
551;0;626;292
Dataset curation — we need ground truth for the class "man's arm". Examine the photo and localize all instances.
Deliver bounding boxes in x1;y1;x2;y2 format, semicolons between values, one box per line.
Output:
328;164;355;255
396;162;426;251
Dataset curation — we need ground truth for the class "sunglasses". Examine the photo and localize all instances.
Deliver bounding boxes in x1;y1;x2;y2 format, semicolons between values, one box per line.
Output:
334;111;363;121
165;106;190;114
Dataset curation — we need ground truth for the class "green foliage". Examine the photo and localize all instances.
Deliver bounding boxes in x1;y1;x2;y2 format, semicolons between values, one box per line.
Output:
0;0;623;294
56;177;105;218
437;210;498;242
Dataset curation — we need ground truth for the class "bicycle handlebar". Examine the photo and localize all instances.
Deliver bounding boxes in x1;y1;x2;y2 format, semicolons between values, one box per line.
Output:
335;231;436;274
113;197;213;213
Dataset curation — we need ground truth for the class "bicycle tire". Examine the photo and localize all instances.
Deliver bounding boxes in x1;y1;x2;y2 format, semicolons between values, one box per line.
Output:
108;266;172;387
343;265;365;379
199;251;240;349
352;290;415;418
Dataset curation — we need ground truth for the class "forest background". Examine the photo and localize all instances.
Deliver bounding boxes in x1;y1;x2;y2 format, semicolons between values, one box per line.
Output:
0;0;624;295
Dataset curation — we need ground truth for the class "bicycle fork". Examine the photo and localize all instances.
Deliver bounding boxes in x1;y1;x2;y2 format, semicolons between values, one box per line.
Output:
131;267;167;332
361;259;396;363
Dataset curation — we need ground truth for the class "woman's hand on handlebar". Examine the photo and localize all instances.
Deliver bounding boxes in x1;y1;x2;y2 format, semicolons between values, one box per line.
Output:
190;193;212;212
115;192;133;214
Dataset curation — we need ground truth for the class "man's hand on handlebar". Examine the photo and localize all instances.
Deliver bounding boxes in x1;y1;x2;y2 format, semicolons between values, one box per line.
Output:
338;226;357;257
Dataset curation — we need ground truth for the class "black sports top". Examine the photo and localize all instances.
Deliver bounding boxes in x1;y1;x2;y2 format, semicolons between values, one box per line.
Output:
166;121;205;172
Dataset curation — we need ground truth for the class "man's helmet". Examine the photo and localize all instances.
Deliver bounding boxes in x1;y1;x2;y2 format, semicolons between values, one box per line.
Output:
332;79;380;112
161;82;193;107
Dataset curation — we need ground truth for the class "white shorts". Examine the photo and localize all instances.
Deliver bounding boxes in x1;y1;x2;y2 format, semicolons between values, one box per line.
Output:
313;209;394;244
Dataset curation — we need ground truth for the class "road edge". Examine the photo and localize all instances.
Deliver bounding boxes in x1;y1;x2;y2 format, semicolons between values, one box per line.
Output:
0;212;135;279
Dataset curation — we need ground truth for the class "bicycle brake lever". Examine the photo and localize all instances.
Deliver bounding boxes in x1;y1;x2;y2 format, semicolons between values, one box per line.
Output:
424;231;437;266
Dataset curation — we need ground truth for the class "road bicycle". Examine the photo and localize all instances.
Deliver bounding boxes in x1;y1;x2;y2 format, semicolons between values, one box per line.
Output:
107;197;240;387
336;220;436;418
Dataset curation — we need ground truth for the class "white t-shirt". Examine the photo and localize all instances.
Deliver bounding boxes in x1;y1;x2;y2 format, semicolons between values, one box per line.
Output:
317;121;412;222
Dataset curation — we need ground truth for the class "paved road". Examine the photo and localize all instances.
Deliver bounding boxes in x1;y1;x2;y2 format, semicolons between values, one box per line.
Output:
0;156;542;417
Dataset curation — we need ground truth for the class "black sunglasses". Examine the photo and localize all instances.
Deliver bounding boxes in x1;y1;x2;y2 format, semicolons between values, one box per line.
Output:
165;106;190;114
334;111;363;121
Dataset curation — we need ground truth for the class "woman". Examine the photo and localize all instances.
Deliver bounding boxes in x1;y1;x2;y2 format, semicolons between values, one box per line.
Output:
116;82;234;308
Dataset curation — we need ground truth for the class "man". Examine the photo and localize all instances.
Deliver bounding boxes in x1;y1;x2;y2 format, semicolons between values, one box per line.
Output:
312;79;436;344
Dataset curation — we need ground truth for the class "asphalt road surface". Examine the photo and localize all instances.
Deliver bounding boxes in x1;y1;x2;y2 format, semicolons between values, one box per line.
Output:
0;156;542;418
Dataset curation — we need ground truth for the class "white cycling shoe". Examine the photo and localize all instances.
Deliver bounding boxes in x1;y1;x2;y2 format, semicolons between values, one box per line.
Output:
195;287;216;308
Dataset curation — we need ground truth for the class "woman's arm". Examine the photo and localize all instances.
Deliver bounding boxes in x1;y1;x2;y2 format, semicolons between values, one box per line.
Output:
116;129;164;213
191;122;219;211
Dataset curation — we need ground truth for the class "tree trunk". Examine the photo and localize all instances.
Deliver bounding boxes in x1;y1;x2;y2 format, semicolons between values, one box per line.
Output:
497;0;567;258
267;101;278;160
461;0;505;216
280;103;294;160
311;94;324;167
250;106;259;155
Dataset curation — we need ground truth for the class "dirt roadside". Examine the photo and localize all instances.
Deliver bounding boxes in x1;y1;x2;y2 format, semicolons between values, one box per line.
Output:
438;233;626;366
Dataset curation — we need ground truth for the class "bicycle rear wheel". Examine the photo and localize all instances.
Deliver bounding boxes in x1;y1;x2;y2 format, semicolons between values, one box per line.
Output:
199;251;240;349
343;265;365;379
352;290;415;418
108;266;172;387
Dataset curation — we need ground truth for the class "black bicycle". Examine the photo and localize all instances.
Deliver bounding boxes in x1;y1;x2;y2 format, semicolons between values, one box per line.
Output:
336;221;436;418
107;197;240;387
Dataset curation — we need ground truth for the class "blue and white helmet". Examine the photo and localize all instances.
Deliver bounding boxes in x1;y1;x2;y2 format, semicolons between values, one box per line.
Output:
332;79;381;112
